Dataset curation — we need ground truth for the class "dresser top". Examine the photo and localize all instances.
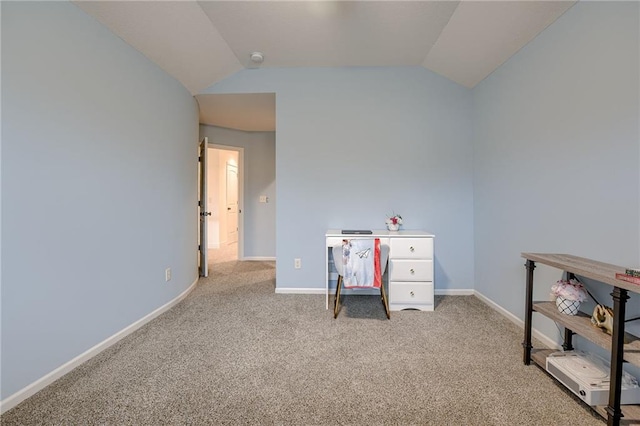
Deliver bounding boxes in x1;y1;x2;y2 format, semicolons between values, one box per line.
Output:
326;229;435;238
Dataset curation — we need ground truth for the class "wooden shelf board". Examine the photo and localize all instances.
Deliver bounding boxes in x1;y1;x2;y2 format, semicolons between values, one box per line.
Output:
522;253;640;294
531;348;556;367
533;301;640;367
594;405;640;425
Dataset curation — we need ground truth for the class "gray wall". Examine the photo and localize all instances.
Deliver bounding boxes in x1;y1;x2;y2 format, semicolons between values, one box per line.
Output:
201;67;475;292
2;2;199;399
472;1;640;342
200;125;276;258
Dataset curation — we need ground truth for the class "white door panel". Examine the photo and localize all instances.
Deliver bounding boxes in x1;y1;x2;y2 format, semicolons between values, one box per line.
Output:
226;162;238;244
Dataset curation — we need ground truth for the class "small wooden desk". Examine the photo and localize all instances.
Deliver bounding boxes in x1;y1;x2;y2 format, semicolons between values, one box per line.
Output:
326;230;435;311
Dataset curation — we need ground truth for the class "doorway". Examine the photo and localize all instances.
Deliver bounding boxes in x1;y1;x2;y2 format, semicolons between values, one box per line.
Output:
207;145;243;264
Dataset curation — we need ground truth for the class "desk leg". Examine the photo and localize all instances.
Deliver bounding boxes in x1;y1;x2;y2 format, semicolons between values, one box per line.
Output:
606;286;629;426
325;246;330;310
523;260;536;365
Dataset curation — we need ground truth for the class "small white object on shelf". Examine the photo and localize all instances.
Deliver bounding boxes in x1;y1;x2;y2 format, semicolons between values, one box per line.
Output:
556;296;580;315
546;351;640;406
550;278;587;315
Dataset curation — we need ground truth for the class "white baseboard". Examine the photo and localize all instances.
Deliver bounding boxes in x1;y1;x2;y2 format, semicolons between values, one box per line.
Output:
473;290;560;350
0;277;200;415
435;288;474;296
242;256;276;261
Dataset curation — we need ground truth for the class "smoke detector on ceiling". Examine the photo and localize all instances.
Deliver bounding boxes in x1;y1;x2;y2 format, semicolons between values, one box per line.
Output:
250;52;264;64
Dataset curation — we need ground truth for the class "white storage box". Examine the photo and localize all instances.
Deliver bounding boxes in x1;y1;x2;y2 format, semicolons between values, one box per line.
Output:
546;351;640;406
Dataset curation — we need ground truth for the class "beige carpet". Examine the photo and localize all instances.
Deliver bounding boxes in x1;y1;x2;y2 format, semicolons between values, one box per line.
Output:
2;259;603;425
208;242;238;264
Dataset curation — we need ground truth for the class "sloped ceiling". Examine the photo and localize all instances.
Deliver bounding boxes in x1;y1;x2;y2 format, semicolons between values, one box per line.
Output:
75;1;576;131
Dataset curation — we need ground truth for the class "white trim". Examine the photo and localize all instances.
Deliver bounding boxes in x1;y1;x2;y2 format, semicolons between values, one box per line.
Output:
435;288;474;296
275;288;325;294
0;278;200;414
473;290;560;350
242;256;276;261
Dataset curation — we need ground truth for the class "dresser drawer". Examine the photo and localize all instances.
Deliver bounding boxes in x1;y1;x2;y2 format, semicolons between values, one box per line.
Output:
390;238;433;259
389;282;434;305
389;259;433;281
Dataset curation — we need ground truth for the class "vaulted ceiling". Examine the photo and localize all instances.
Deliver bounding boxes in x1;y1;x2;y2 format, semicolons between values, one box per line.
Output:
75;1;576;131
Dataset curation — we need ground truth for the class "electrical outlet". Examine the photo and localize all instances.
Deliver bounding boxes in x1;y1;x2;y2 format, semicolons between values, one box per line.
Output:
165;268;171;282
294;258;301;269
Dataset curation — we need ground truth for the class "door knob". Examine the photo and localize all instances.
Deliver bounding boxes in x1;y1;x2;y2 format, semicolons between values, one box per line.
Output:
227;207;231;210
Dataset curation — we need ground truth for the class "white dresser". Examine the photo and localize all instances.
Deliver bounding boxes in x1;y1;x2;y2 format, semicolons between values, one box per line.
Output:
325;230;435;311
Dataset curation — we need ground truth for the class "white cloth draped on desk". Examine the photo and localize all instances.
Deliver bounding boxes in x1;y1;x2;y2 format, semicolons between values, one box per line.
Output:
341;238;381;288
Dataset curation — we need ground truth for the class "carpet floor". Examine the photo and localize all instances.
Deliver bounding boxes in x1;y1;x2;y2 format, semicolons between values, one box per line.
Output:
2;260;604;425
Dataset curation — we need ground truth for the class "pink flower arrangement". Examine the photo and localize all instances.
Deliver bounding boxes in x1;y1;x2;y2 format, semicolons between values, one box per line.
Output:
385;213;403;226
550;279;587;302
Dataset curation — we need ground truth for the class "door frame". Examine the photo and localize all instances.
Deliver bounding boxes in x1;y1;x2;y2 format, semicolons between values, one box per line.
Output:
210;143;245;260
198;137;209;277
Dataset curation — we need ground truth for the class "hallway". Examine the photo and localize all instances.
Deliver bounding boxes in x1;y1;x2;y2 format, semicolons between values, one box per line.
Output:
207;242;238;264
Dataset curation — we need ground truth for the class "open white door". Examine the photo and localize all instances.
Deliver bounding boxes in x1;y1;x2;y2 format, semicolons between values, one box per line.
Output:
199;137;210;277
226;162;238;245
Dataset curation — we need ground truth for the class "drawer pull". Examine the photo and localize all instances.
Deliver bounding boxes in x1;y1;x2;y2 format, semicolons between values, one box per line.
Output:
410;268;415;274
410;291;415;297
410;246;415;252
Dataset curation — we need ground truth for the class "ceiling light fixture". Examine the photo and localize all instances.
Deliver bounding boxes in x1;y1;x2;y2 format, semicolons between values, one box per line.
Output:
250;52;264;64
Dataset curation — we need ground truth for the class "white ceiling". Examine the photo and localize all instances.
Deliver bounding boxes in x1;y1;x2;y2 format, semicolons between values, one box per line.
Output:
196;93;276;132
75;0;576;131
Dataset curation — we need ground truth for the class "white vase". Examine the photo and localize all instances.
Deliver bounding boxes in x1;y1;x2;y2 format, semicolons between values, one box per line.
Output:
387;223;400;231
556;297;580;315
